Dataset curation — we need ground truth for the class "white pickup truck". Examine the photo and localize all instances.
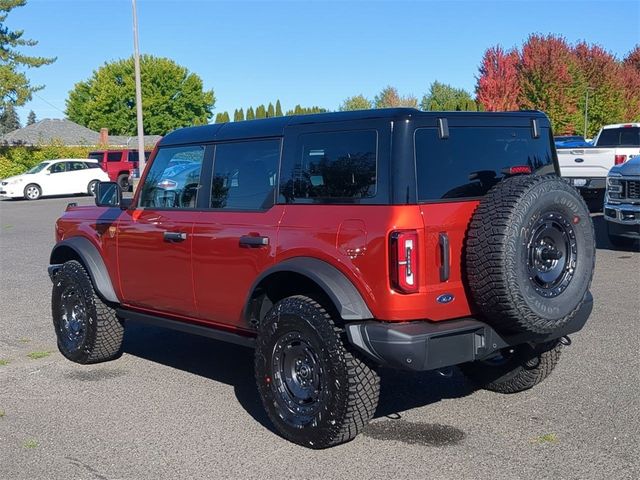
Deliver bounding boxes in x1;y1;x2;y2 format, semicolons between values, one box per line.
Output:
557;123;640;194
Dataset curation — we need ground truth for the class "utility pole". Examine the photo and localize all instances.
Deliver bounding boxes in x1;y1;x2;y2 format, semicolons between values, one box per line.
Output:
132;0;145;188
583;89;589;139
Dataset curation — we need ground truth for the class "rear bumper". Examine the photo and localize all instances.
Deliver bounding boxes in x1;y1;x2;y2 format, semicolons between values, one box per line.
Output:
565;177;605;190
346;292;593;371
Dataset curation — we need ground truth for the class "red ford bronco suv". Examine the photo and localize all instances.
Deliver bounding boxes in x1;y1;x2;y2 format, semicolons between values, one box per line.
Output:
49;109;595;449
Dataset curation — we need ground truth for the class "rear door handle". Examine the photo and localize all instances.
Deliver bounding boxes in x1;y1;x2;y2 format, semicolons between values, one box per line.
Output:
239;235;269;247
163;231;187;242
439;232;450;282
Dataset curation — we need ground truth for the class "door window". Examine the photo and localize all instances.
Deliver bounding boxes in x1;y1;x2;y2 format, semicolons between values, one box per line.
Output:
48;162;67;174
68;161;88;171
210;139;281;210
107;152;123;162
139;145;205;209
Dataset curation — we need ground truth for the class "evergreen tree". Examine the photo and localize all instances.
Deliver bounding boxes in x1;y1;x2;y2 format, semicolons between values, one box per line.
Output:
26;109;36;125
275;100;283;116
215;112;230;123
1;0;56;108
0;104;21;134
238;108;244;121
256;104;266;119
267;102;275;118
246;106;255;120
233;109;243;122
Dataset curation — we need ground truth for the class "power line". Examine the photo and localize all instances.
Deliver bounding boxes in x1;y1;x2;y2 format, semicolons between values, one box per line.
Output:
32;92;66;115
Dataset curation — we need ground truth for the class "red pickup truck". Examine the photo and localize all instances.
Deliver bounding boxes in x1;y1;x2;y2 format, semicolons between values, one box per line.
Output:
88;149;150;190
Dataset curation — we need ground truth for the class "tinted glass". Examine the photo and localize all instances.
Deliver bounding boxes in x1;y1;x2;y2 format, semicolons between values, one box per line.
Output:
415;127;555;201
107;152;122;162
68;161;87;171
210;139;280;210
26;163;49;174
597;127;640;147
48;162;67;174
139;145;205;209
128;151;138;162
86;162;101;169
88;152;103;162
280;130;377;203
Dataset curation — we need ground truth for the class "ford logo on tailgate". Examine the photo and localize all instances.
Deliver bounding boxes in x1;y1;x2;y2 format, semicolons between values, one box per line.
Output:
436;294;455;304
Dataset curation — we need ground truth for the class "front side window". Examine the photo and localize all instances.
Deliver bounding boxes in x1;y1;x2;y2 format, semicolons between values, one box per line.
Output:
415;126;555;201
280;130;377;203
48;162;67;174
210;139;280;210
139;145;205;209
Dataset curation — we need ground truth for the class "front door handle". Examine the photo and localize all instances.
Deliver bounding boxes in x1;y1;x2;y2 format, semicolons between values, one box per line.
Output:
239;235;269;247
163;231;187;242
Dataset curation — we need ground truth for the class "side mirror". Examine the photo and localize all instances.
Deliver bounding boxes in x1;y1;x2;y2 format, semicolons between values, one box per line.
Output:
95;181;122;207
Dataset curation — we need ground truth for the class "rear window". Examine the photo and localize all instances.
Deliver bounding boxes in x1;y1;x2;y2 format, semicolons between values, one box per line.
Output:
596;127;640;147
415;126;555;201
279;130;377;203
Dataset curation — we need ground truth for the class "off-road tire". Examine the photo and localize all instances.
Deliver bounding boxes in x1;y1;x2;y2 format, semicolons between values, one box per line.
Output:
24;183;41;200
255;295;380;449
466;175;595;335
460;341;563;394
51;260;124;364
116;173;130;191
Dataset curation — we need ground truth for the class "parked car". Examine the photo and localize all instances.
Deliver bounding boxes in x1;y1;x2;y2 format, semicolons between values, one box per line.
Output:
87;149;151;191
49;109;595;449
557;123;640;196
604;155;640;248
1;159;109;200
554;135;591;148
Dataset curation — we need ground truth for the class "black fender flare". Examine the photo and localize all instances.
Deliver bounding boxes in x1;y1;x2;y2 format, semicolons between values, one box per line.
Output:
246;257;374;321
49;237;120;304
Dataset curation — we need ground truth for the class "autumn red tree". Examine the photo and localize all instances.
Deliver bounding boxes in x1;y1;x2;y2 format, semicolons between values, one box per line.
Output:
623;45;640;71
476;46;520;111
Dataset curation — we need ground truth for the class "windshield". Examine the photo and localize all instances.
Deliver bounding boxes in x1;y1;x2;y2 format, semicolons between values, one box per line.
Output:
25;163;50;174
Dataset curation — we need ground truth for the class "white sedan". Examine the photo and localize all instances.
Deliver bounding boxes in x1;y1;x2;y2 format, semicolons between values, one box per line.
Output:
0;158;110;200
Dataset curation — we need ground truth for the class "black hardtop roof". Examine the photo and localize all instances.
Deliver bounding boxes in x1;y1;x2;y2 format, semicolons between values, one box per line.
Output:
160;108;550;147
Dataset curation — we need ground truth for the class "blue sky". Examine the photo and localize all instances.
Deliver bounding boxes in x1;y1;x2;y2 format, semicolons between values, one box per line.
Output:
10;0;640;123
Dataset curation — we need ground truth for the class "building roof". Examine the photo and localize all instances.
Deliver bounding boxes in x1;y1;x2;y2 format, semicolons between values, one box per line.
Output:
0;118;162;147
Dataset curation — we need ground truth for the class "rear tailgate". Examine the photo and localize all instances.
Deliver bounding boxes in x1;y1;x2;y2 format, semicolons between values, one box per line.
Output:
557;147;614;179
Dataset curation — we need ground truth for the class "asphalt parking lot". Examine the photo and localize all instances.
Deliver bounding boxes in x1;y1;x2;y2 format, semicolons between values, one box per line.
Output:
1;195;638;480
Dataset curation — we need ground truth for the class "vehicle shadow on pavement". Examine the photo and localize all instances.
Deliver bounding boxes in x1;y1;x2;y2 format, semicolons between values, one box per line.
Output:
592;214;639;252
122;322;476;433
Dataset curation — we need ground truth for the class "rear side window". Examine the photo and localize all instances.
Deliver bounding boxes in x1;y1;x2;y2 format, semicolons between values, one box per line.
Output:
88;152;103;162
128;151;150;162
210;139;280;210
415;127;555;201
596;127;640;147
280;130;377;203
107;152;122;162
68;161;87;171
139;145;205;209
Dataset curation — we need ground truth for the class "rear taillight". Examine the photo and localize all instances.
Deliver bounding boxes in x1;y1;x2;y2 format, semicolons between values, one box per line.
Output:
615;155;627;165
390;230;419;294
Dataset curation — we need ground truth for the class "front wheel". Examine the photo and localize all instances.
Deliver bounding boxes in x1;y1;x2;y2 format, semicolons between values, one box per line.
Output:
117;173;130;191
255;295;380;448
459;340;563;394
24;183;41;200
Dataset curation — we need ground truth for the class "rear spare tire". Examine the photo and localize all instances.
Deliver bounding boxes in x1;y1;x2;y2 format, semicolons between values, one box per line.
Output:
466;175;595;335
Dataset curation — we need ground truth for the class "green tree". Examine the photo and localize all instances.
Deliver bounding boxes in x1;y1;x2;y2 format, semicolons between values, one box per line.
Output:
215;112;230;123
421;81;477;111
286;105;328;115
374;86;417;108
26;109;36;125
275;100;283;116
246;106;255;120
0;104;20;134
255;104;266;119
0;1;56;108
267;102;275;118
237;107;244;121
66;55;215;135
340;94;372;111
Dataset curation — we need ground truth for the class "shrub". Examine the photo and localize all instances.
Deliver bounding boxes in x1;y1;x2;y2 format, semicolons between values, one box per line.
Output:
0;142;95;179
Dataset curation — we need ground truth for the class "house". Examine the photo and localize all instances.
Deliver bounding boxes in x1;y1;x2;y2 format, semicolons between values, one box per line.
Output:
0;118;161;147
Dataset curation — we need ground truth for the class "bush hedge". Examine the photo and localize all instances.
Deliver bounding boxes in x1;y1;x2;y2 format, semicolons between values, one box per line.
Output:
0;142;95;179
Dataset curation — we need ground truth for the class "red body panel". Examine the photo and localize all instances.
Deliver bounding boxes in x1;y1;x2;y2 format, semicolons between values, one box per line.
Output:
89;150;141;182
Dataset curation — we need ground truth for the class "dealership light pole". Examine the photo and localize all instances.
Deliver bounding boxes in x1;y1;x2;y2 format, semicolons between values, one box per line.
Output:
132;0;146;184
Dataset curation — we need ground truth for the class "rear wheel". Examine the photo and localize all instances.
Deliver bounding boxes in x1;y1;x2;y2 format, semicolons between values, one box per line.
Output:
116;173;130;191
24;183;41;200
460;340;563;393
255;295;380;448
51;260;124;364
87;180;100;196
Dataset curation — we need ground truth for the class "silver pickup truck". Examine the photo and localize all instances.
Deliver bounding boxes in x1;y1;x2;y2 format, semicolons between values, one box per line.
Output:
604;155;640;248
558;123;640;194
